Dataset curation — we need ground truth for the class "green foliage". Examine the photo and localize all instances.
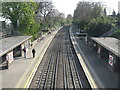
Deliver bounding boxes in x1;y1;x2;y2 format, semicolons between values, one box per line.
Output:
85;16;113;36
2;2;66;41
73;2;103;30
112;10;116;16
92;3;102;18
103;8;107;16
2;2;40;40
65;14;73;24
73;1;115;37
2;2;21;30
37;2;65;30
112;29;120;39
117;13;120;26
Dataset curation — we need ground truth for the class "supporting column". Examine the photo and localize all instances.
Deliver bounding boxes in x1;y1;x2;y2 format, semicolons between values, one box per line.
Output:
97;44;101;58
88;37;93;47
21;44;25;57
97;45;109;60
94;42;98;52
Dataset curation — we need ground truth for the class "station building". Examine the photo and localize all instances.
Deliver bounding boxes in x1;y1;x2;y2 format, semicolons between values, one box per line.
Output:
0;36;32;69
87;37;120;72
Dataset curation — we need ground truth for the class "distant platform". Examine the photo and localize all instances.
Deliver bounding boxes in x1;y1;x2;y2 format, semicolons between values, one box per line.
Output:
78;33;87;36
91;37;120;57
0;36;32;57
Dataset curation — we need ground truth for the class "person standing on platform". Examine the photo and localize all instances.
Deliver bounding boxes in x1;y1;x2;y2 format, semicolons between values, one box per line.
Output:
32;48;36;58
23;47;26;58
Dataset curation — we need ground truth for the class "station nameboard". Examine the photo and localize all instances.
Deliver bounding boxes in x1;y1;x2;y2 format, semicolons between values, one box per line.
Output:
6;51;13;64
109;55;113;66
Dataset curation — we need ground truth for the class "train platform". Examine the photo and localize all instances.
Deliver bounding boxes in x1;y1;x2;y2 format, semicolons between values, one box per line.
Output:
70;27;119;88
0;28;60;89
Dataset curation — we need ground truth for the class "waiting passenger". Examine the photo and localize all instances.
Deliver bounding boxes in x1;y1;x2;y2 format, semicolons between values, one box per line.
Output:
23;47;26;58
32;48;36;58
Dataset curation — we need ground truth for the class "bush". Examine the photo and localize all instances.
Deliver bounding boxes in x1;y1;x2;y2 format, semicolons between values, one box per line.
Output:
85;16;113;37
112;29;120;39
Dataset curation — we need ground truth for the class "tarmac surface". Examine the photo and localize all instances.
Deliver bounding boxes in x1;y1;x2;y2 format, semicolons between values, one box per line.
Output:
0;28;60;89
71;28;119;88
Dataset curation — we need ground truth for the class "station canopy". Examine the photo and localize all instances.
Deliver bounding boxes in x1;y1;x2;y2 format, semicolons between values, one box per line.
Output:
0;36;32;57
91;37;120;57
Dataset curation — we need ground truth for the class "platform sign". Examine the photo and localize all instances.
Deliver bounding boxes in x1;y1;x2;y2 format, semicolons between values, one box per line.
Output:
6;51;13;64
109;55;113;66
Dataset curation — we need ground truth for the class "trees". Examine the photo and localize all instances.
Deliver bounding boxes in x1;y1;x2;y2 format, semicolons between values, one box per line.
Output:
2;2;21;31
92;3;102;18
103;8;107;16
2;1;65;40
73;1;114;37
2;2;39;40
66;14;73;24
112;10;116;17
112;29;120;39
73;1;103;29
117;13;120;26
37;1;54;29
36;1;65;30
85;16;113;36
45;9;65;28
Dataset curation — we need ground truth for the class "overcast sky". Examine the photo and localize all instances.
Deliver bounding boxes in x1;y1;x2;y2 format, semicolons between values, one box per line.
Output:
52;0;120;17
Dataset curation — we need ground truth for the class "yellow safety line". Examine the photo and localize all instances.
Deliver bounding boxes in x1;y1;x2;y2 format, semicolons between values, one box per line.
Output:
77;53;98;88
24;37;51;88
24;30;59;88
69;28;98;89
24;27;98;89
24;50;45;88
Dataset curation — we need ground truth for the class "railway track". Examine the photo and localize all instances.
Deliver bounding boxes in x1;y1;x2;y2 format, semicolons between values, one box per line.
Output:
29;26;91;89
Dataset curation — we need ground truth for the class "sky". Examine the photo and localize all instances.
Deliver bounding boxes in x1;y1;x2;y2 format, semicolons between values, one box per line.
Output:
52;0;120;17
